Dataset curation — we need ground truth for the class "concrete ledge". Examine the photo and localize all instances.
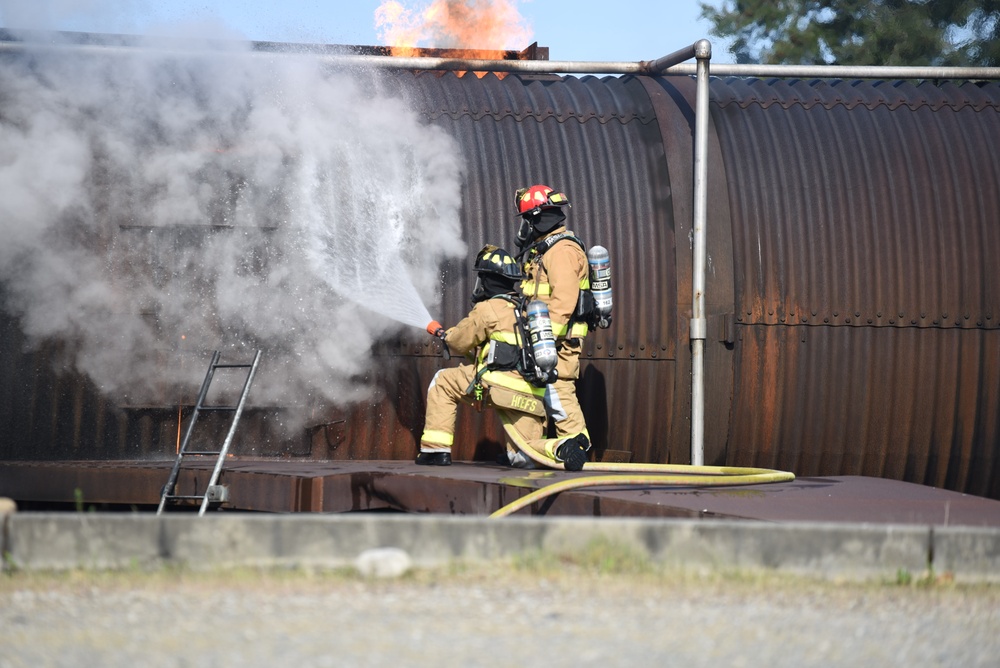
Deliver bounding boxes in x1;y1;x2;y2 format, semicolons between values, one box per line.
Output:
643;520;931;580
933;526;1000;583
5;513;989;581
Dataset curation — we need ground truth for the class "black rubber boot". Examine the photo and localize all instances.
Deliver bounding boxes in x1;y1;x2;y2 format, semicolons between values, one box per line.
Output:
555;437;588;472
415;451;452;466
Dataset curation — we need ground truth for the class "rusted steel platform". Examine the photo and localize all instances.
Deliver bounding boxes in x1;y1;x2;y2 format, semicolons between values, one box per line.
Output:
2;459;1000;526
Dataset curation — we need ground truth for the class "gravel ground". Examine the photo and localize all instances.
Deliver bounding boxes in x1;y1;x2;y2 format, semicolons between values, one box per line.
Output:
2;564;998;668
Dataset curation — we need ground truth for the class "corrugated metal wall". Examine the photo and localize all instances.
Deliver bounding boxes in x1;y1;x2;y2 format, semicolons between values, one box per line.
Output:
325;70;681;465
0;65;681;468
710;78;1000;499
2;47;1000;499
385;70;678;360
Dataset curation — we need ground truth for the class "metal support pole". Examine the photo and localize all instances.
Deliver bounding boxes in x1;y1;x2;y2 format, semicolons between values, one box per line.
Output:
690;40;712;467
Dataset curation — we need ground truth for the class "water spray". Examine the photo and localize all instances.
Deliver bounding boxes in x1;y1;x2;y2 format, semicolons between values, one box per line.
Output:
304;222;455;361
0;31;466;421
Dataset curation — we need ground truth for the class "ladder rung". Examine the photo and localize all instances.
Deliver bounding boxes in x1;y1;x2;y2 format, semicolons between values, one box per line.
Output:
213;363;253;369
164;488;228;503
182;450;221;456
198;406;238;412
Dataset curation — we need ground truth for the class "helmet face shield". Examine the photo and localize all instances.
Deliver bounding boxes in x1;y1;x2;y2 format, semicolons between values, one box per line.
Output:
471;275;486;303
471;273;516;304
515;216;535;248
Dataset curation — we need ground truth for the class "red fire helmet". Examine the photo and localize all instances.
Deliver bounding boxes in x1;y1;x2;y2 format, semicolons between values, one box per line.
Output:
514;184;569;216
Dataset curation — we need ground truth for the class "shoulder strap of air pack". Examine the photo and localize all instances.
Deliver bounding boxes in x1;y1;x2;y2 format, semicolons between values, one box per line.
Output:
516;231;586;261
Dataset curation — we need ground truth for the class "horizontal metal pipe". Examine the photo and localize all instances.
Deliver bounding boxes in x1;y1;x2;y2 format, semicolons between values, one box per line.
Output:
0;40;649;74
641;42;699;74
332;54;649;74
330;57;1000;80
3;38;999;79
704;63;1000;80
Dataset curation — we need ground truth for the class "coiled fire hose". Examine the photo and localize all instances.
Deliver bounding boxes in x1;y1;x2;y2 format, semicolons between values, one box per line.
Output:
491;413;795;518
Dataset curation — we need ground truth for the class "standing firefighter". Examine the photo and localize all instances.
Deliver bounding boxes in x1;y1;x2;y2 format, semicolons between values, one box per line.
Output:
514;184;597;452
417;245;589;470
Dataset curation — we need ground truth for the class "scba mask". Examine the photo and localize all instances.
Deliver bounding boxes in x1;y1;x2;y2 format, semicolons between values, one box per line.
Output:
471;275;486;303
472;273;516;304
515;215;536;249
516;209;566;249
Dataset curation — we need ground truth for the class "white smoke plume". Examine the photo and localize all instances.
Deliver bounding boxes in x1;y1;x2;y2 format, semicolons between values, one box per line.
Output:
0;8;467;428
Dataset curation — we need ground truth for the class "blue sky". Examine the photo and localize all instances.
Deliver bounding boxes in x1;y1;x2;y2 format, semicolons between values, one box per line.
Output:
0;0;737;64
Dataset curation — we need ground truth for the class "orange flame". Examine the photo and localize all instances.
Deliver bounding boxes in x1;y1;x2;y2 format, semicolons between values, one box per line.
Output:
375;0;534;77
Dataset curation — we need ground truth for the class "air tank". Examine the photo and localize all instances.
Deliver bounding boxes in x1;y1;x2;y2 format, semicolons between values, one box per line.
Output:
587;244;612;328
525;299;558;373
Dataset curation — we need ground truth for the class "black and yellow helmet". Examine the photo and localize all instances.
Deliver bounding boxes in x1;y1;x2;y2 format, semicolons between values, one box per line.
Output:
471;245;522;303
473;244;523;281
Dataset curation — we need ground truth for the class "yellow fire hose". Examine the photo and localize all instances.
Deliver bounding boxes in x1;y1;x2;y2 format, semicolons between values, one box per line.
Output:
491;413;795;518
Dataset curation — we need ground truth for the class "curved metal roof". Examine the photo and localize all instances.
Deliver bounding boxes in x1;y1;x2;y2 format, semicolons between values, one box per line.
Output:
386;71;679;363
711;77;1000;331
2;48;1000;498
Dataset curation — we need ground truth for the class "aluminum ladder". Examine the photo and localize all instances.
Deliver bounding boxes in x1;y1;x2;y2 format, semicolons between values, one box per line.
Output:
156;349;262;516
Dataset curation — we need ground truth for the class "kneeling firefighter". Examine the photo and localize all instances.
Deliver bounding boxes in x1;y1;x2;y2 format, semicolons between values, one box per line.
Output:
417;245;589;470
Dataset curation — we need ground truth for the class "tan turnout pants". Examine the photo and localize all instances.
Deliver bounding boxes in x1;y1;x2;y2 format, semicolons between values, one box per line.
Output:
420;365;564;464
547;339;590;441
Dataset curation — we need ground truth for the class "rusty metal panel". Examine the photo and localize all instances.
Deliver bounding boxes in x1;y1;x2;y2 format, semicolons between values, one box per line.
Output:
386;71;678;363
709;78;1000;499
712;78;1000;330
279;70;682;466
730;314;1000;499
0;321;133;461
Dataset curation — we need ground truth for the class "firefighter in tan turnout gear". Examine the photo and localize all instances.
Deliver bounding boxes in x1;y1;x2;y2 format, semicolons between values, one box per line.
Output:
416;245;589;470
514;184;597;453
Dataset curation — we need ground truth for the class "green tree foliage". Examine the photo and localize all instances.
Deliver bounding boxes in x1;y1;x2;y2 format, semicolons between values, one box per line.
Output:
699;0;1000;66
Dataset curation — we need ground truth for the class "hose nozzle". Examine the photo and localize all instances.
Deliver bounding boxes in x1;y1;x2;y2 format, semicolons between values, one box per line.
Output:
427;320;445;338
427;320;450;360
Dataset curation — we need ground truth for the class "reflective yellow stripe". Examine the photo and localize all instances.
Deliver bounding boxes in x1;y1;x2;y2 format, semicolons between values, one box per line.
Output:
483;370;545;397
420;430;454;446
520;280;550;297
550;321;589;338
519;278;589;297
